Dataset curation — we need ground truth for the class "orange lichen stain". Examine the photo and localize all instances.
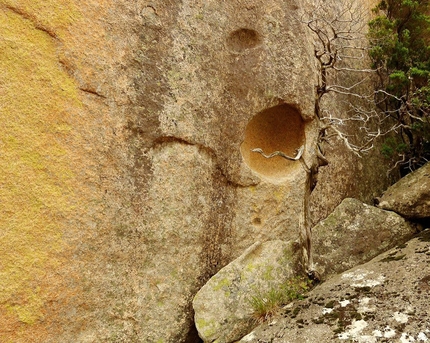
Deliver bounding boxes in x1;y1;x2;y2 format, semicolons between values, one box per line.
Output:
0;3;82;341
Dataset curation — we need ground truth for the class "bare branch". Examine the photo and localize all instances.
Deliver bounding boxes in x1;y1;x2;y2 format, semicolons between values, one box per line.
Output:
328;126;363;157
374;89;403;101
251;145;305;161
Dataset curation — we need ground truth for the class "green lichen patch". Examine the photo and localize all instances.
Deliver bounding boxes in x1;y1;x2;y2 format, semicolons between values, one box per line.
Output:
263;265;274;281
212;277;231;292
196;318;217;338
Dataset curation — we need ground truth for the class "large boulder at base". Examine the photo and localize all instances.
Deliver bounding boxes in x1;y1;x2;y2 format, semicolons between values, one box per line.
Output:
312;198;416;279
378;162;430;219
193;240;297;343
238;229;430;343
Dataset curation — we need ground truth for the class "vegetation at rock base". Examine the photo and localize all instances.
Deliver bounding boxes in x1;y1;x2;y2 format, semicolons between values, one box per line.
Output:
369;0;430;174
247;277;311;324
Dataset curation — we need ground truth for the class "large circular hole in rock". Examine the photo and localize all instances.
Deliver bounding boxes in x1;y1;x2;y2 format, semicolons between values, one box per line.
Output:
227;28;261;51
240;104;305;181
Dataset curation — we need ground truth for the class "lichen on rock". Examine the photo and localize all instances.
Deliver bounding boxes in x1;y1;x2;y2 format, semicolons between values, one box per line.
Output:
193;240;298;343
238;230;430;343
312;198;416;279
0;1;83;341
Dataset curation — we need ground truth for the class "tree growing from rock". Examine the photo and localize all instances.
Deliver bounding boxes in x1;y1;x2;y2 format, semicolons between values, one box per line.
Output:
301;0;429;274
254;0;428;276
302;0;429;174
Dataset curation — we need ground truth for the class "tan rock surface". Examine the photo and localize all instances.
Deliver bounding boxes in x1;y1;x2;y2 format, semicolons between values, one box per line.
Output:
378;162;430;219
0;0;394;342
312;198;416;279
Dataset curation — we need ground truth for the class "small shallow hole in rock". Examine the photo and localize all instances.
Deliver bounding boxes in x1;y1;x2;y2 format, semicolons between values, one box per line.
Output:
227;28;261;51
240;103;305;182
252;217;262;225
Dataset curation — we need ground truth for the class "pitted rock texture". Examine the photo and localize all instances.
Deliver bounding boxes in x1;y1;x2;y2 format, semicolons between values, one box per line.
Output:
238;229;430;343
378;162;430;219
159;0;319;186
312;198;416;279
0;0;395;342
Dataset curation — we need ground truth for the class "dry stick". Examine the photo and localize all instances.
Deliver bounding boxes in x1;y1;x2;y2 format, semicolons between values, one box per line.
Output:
251;145;315;273
251;145;305;161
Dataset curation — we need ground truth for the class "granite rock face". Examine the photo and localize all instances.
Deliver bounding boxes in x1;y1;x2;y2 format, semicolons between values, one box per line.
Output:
378;162;430;219
312;198;416;279
193;240;297;343
238;229;430;343
0;0;393;342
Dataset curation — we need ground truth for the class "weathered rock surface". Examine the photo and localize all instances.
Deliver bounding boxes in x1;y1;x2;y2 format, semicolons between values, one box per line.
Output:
378;162;430;219
312;198;416;279
193;240;297;343
0;0;395;342
238;229;430;343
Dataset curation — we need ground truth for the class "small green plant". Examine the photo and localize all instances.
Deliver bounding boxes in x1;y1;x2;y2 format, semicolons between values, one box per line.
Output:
247;276;311;323
381;137;409;158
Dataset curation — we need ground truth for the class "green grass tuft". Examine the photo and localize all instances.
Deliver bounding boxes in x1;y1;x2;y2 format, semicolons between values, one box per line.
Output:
247;276;311;323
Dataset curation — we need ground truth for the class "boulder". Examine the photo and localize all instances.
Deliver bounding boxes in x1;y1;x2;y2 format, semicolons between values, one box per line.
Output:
378;162;430;219
238;229;430;343
193;240;297;343
312;198;416;278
